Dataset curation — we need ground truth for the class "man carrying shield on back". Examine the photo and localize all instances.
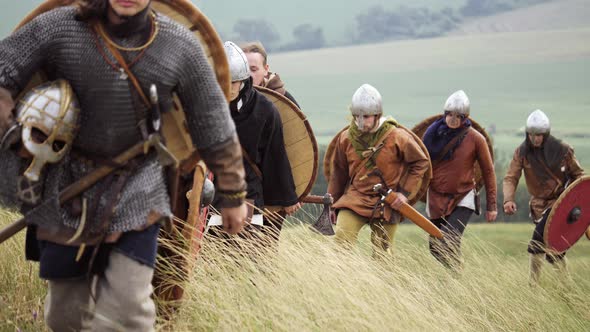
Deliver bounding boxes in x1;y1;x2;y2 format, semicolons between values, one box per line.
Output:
503;110;584;285
0;0;247;330
207;41;300;248
328;84;431;258
422;90;497;272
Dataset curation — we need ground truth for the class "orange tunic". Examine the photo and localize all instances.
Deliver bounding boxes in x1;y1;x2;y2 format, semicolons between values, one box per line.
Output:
328;126;430;222
427;128;497;219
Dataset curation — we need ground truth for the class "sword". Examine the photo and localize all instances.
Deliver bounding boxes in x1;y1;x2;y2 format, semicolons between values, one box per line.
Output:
373;183;443;239
0;134;177;244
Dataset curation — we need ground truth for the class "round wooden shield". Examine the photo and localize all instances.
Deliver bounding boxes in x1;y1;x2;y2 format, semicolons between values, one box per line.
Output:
544;176;590;253
412;115;494;197
15;0;231;173
15;0;230;99
254;86;319;201
323;123;432;206
153;161;210;316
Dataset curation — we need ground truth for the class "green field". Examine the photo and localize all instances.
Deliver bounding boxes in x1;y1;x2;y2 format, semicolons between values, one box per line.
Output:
197;0;465;44
1;209;589;331
267;29;590;165
0;0;466;42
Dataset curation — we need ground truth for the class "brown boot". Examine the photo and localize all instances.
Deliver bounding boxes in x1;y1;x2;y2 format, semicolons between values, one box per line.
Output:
529;254;544;286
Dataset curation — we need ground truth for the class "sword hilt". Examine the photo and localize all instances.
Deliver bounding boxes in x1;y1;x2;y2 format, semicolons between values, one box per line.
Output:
373;183;391;198
149;84;161;133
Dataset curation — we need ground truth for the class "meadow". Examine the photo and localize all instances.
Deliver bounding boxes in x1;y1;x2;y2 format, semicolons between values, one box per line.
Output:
268;28;590;166
2;208;589;331
0;0;466;42
1;2;590;331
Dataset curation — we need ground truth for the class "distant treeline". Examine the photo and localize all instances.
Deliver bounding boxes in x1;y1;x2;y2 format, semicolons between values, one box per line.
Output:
229;0;549;52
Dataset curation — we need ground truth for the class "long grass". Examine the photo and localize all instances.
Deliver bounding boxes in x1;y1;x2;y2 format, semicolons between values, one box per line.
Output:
2;208;589;331
170;216;590;331
0;209;46;331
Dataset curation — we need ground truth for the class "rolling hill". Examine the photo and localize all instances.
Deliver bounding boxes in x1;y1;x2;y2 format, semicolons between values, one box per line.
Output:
2;0;589;163
450;0;590;35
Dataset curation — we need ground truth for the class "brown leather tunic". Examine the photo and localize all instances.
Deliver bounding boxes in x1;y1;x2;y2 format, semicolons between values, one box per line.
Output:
328;126;430;222
503;142;584;220
427;128;497;219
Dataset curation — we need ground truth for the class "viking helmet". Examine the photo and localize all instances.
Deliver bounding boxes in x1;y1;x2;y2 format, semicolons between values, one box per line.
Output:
444;90;470;117
526;109;550;135
224;41;250;82
350;84;382;130
16;80;80;181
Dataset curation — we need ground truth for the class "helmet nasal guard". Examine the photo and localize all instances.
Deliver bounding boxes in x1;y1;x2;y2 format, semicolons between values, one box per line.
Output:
16;80;80;181
350;84;382;130
444;90;470;117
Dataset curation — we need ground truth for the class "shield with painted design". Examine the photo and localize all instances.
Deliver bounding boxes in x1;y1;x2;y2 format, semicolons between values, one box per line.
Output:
544;176;590;253
254;86;319;202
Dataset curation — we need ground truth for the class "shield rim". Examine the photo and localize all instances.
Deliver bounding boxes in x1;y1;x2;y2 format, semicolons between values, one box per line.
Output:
254;85;319;201
14;0;230;100
544;175;590;253
14;0;227;307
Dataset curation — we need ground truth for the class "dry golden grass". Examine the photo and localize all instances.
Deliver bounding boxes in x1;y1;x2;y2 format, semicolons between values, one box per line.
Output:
0;209;46;331
2;208;589;331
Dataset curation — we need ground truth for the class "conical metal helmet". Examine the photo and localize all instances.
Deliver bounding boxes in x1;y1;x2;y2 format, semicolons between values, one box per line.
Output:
350;84;382;130
443;90;470;116
526;109;550;135
224;41;250;82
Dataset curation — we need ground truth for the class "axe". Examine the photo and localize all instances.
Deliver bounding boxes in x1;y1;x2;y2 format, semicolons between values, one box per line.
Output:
0;133;178;245
301;193;335;236
373;184;443;239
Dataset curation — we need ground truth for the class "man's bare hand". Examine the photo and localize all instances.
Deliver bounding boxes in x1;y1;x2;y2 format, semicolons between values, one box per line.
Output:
503;201;517;215
283;202;301;216
220;203;248;235
486;210;498;222
389;192;408;210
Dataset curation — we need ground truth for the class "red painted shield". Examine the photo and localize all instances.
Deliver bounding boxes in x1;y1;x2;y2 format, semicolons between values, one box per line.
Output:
544;176;590;253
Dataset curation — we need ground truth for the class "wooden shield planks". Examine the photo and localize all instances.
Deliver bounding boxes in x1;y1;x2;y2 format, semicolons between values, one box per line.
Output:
412;114;494;199
16;0;230;172
254;86;319;201
14;0;228;312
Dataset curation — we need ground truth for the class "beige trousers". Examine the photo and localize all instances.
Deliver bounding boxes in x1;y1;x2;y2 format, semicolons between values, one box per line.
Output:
335;209;398;258
44;251;156;332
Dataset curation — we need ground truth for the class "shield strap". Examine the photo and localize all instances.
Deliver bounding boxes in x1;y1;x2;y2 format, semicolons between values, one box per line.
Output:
241;147;263;180
92;22;155;139
432;127;471;166
349;126;396;183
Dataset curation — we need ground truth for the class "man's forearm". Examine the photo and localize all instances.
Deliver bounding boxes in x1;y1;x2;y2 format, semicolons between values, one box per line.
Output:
199;134;247;207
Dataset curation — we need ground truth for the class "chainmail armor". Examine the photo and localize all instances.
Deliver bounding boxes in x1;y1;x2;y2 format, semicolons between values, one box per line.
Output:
0;150;23;211
0;7;235;234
